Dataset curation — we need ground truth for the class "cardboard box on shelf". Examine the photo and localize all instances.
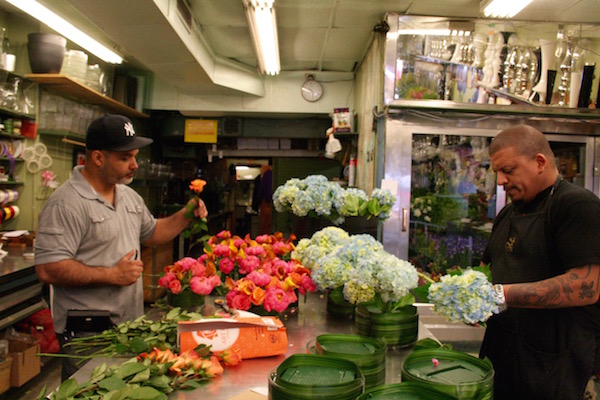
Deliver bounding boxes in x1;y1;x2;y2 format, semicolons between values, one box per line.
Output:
6;333;41;387
178;316;287;359
0;356;12;394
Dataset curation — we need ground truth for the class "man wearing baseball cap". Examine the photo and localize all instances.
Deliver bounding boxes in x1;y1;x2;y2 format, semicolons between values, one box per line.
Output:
34;114;208;380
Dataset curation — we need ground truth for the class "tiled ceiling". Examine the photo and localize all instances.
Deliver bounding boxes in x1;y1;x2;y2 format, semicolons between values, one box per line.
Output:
2;0;600;97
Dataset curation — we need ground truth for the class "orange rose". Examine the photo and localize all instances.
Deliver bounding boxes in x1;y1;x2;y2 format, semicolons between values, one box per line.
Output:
189;179;207;194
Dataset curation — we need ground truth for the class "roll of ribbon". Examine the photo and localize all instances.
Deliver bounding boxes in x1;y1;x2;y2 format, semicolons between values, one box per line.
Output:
7;189;17;202
11;205;19;218
4;207;13;221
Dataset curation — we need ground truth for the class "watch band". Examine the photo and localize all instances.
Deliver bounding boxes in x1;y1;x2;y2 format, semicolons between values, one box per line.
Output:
493;284;507;312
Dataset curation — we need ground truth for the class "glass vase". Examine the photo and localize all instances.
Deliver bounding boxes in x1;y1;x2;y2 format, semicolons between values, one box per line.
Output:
326;290;356;319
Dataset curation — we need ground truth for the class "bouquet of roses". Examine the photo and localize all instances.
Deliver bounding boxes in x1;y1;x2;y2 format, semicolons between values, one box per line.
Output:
201;230;316;313
427;267;499;325
158;256;221;296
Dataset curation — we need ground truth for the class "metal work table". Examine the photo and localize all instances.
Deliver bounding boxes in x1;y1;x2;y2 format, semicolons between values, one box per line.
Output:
69;293;437;399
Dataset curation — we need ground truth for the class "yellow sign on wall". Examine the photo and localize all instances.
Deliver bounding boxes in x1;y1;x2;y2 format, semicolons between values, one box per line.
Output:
184;119;218;143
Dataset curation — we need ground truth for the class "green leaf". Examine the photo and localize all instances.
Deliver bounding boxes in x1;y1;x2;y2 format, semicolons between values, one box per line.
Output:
178;379;206;391
147;375;172;390
327;286;345;304
129;368;151;383
129;337;150;354
56;378;79;398
118;362;148;379
412;284;431;303
98;376;127;391
35;384;48;400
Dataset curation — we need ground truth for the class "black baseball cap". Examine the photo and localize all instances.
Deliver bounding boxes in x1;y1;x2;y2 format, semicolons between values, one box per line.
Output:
86;114;153;151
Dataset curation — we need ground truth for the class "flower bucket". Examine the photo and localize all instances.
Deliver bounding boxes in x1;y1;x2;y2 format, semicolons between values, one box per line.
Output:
269;354;364;400
290;214;333;239
401;348;494;400
357;382;458;400
313;334;386;390
167;290;205;309
326;291;356;319
341;216;379;238
355;305;418;347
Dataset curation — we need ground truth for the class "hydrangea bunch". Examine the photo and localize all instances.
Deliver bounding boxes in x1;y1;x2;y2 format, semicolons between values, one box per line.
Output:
273;175;396;224
199;230;316;314
292;226;350;270
294;228;419;311
427;269;499;324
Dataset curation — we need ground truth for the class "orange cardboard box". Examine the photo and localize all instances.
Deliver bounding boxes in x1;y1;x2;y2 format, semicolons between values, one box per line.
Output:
178;316;287;359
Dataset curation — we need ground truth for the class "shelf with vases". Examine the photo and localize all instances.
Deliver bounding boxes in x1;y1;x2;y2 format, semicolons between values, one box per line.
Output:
415;55;482;71
476;82;539;106
24;74;149;119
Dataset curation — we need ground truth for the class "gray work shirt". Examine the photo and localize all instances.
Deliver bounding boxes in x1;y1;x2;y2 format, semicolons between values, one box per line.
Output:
35;166;157;333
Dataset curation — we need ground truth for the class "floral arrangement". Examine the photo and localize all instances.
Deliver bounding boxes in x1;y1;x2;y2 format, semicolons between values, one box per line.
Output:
427;268;499;325
200;230;317;314
272;174;396;224
158;256;221;296
293;228;419;312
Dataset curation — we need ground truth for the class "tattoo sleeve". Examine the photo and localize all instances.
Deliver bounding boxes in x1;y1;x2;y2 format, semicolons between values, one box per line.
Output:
507;265;600;308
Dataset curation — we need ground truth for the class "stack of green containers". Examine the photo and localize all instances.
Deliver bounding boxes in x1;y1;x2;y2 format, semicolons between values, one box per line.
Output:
268;354;364;399
313;334;386;390
401;348;494;399
355;305;418;347
357;382;458;399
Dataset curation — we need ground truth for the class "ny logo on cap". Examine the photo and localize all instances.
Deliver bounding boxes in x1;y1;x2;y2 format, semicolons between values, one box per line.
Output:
124;122;135;137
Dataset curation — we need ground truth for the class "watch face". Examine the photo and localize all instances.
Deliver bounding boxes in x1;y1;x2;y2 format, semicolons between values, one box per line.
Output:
301;79;323;102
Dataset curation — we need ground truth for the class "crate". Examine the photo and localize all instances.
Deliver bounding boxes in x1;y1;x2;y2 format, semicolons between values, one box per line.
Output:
0;356;12;394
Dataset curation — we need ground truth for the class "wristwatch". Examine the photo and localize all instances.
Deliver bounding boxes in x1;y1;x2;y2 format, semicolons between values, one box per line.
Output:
493;284;507;312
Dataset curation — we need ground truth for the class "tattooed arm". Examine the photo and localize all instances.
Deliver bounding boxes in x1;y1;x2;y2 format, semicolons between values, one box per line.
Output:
504;264;600;308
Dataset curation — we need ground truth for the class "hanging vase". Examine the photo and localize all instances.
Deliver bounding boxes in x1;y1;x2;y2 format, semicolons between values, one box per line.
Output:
167;289;205;309
355;304;418;347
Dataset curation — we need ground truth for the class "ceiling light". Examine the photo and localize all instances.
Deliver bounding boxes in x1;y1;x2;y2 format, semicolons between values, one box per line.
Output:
6;0;123;64
243;0;280;75
481;0;534;18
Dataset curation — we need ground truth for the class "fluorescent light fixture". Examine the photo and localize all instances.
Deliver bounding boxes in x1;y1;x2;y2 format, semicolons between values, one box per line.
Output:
6;0;123;64
243;0;280;75
481;0;534;18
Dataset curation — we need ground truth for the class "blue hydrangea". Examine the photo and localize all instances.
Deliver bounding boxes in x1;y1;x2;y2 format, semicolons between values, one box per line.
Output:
428;269;499;324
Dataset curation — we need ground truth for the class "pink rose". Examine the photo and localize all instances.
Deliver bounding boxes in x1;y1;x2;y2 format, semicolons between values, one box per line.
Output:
263;287;290;313
239;255;260;275
190;262;206;277
190;276;214;295
255;234;270;244
214;244;230;257
233;238;245;248
198;254;208;263
247;270;271;287
169;279;182;294
178;257;197;271
226;290;251;310
209;274;221;287
219;258;235;274
245;245;265;256
216;230;231;239
272;241;292;255
299;275;317;294
158;272;176;288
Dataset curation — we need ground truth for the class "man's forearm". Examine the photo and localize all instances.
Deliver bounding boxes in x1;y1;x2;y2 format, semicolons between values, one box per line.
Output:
504;264;600;308
36;259;116;287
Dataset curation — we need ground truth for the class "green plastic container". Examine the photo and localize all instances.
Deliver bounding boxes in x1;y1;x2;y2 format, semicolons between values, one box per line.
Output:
401;348;494;400
269;354;364;400
357;382;458;399
314;334;386;390
355;305;418;347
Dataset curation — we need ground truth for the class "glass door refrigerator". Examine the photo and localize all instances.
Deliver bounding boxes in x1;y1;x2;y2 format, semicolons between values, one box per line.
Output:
380;119;598;279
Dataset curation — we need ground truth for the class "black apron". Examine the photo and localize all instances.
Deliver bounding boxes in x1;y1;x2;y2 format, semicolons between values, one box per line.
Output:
480;179;597;400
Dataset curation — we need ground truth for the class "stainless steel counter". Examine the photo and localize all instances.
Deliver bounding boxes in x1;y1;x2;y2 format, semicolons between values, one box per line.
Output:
69;293;437;399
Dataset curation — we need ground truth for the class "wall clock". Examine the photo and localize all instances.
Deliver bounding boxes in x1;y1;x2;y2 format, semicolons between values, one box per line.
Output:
301;75;323;102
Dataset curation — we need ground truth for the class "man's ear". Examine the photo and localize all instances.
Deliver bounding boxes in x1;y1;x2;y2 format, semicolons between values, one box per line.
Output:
90;150;105;167
535;153;548;173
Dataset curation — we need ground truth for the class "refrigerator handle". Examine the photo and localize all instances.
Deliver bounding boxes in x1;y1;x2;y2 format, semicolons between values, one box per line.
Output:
401;208;408;232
